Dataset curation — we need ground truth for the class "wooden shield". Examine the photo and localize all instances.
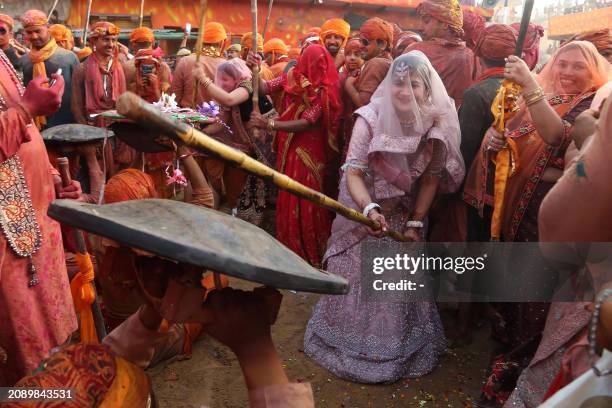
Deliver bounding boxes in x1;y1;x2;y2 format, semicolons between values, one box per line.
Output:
41;124;114;143
48;199;348;295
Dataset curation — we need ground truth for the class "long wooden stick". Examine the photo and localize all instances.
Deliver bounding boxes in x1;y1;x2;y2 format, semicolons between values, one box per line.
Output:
250;0;260;115
262;0;274;41
191;0;208;107
82;0;94;45
49;0;62;18
117;92;408;242
139;0;146;27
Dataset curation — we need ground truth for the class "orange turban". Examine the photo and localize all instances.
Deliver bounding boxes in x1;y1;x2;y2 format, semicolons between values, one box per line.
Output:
567;29;612;55
130;27;154;43
21;9;48;28
203;22;227;44
49;24;74;48
241;32;264;53
264;38;287;54
104;169;158;204
321;18;350;46
89;21;120;39
76;46;92;61
288;47;300;60
359;18;393;46
474;24;517;61
417;0;464;37
0;14;14;30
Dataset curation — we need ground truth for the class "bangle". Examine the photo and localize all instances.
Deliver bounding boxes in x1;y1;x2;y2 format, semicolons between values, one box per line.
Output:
523;86;545;106
406;220;424;228
201;77;212;89
362;202;381;217
589;288;612;376
267;119;275;132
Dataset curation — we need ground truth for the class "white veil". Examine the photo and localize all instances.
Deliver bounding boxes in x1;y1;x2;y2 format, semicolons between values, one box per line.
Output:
355;50;465;195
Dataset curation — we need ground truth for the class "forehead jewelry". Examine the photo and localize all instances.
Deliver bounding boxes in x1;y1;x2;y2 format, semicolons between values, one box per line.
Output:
393;60;410;82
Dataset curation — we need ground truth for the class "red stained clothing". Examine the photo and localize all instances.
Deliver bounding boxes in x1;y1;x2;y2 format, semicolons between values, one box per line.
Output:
406;39;475;109
266;45;342;267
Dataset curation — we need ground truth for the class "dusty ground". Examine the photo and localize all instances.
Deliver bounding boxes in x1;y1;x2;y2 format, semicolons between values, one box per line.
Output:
150;281;494;408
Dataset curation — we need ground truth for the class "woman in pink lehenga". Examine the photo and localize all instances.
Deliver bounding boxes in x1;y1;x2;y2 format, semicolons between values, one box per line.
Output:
304;52;465;383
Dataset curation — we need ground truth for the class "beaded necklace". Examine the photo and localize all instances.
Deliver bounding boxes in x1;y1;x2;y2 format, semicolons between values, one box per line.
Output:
0;50;42;286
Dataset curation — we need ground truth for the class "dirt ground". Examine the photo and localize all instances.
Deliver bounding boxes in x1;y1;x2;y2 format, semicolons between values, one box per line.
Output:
150;281;494;408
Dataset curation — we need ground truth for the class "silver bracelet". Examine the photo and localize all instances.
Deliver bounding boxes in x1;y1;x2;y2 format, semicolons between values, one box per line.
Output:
589;288;612;376
362;203;381;217
406;220;424;228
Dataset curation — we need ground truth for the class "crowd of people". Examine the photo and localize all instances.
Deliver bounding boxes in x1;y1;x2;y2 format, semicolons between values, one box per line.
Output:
0;0;611;407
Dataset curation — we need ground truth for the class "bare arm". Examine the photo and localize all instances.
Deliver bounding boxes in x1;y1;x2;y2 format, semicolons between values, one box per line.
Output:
505;56;565;146
344;76;365;108
205;83;250;107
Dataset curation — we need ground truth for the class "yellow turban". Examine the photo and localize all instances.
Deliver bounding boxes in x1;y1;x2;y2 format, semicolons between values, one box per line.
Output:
49;24;74;49
417;0;464;37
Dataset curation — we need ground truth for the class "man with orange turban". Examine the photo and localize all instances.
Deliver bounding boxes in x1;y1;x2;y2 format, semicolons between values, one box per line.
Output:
21;10;79;128
405;0;475;109
566;29;612;63
263;38;289;77
172;22;228;108
48;24;74;50
344;18;392;110
0;14;22;71
122;27;171;103
320;18;351;70
240;32;275;80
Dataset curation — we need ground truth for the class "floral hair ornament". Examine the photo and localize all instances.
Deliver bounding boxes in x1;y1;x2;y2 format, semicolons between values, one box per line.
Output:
393;60;410;82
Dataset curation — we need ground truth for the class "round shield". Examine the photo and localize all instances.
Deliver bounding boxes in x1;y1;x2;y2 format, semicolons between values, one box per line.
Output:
41;124;114;143
110;122;175;153
48;199;348;295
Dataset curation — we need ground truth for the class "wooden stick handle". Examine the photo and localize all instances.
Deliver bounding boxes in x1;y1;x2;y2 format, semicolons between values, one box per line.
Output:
117;92;408;242
57;157;72;188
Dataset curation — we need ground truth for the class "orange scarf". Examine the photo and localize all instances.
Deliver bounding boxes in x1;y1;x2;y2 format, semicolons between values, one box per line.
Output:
29;38;58;129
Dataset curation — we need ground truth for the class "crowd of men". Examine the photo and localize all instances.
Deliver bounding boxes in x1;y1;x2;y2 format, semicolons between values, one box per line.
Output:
0;0;612;407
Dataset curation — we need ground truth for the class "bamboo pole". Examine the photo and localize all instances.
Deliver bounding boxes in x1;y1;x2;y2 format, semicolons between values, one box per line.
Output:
117;92;408;242
250;0;260;116
49;0;61;18
82;0;94;45
262;0;274;41
191;0;208;107
139;0;145;27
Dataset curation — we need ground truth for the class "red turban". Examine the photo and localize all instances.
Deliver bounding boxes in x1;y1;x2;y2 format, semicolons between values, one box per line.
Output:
462;10;485;50
567;29;612;55
510;22;544;70
0;14;15;30
360;17;393;46
21;9;48;28
417;0;464;37
203;22;227;44
130;27;154;43
321;18;350;46
104;169;158;204
474;24;517;61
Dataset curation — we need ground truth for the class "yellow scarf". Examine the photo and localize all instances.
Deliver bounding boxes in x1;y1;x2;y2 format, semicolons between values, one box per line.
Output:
29;37;58;129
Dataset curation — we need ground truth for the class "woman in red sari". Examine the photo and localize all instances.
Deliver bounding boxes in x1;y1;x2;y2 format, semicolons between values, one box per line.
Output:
250;44;342;267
